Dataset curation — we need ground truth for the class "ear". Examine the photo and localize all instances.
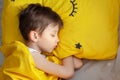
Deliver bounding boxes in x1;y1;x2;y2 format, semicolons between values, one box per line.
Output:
29;31;39;42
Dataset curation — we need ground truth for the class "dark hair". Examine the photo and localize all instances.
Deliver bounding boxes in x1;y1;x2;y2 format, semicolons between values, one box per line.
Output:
19;3;63;41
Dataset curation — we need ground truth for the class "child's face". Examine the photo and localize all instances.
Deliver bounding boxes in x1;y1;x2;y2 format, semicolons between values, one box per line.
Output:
37;24;60;53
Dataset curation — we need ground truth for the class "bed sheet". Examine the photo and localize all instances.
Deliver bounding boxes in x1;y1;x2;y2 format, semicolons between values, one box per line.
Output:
70;46;120;80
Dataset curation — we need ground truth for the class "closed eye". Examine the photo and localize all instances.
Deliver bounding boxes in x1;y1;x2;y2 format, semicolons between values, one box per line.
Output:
51;34;55;37
69;0;78;17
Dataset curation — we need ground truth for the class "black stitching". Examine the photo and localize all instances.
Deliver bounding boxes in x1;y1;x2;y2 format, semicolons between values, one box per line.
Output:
75;43;82;49
11;0;15;2
69;0;78;17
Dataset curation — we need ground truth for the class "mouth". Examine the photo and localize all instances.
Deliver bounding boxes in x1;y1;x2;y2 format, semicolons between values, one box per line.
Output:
54;45;57;49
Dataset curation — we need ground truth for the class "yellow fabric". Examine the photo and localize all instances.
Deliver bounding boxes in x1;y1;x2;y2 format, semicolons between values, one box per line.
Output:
1;1;119;77
53;0;119;59
1;0;119;79
1;0;62;79
0;41;61;80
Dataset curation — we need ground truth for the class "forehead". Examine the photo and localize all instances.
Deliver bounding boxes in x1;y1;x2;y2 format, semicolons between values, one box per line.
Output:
45;24;59;31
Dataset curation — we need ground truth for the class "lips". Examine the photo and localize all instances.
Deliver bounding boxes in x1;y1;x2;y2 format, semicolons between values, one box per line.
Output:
54;45;57;49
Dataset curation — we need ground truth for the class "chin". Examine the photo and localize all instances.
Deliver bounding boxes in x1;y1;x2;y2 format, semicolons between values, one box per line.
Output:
45;48;54;53
45;50;52;53
49;49;54;53
48;50;52;53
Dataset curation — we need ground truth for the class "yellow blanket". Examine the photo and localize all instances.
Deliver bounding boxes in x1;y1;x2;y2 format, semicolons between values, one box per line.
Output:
0;41;61;80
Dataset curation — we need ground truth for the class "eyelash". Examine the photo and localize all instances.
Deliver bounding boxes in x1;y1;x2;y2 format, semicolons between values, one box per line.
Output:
69;0;78;17
51;34;55;37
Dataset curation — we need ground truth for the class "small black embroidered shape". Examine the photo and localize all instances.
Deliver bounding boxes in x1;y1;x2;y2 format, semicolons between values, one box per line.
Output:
69;0;78;17
11;0;15;1
75;43;81;49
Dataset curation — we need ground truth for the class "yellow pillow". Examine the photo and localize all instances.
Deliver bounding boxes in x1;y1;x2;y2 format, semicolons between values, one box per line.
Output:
52;0;119;60
1;0;119;61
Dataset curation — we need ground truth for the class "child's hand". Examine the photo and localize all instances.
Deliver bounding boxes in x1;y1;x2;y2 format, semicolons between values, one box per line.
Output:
73;56;83;69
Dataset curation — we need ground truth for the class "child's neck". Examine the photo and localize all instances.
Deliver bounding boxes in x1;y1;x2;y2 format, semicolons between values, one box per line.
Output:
26;41;41;53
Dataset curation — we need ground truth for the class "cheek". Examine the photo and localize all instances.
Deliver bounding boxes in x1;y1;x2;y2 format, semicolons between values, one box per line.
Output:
42;34;53;42
39;38;54;52
40;33;55;46
40;36;53;45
